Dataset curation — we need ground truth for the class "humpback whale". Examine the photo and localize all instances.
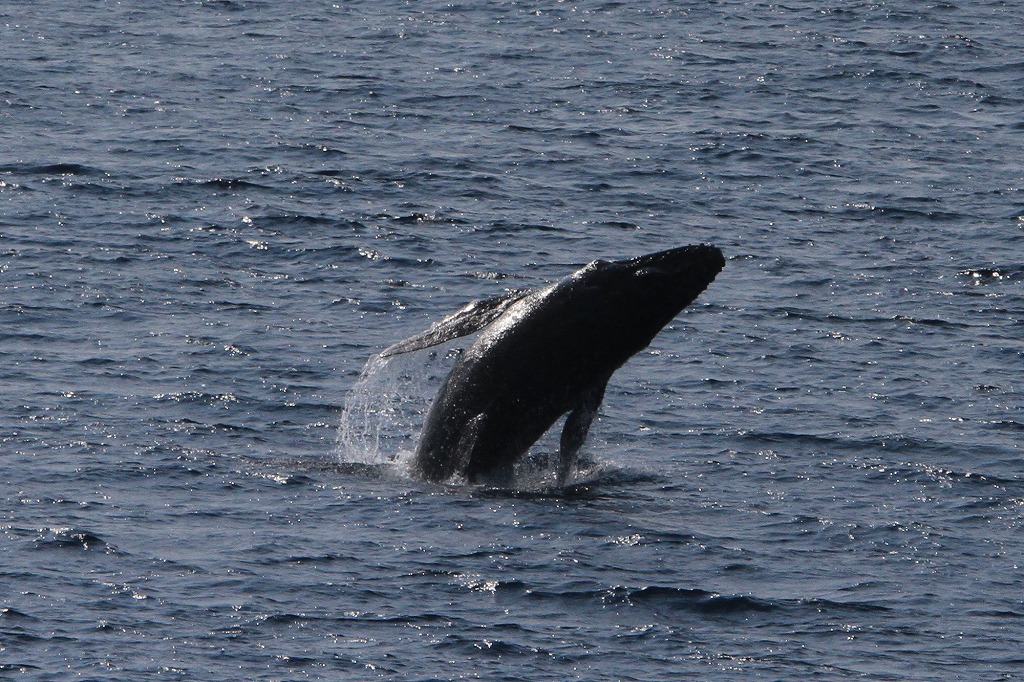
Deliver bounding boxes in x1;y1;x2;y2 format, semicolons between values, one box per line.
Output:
382;244;725;486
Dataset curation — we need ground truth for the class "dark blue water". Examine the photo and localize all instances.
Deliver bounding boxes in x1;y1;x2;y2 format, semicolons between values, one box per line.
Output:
3;1;1023;679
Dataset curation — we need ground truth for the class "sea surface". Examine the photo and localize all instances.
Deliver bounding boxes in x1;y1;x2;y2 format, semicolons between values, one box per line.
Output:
2;1;1023;679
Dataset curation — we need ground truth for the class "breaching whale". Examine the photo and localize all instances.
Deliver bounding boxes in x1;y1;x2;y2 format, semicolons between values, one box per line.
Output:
381;244;725;486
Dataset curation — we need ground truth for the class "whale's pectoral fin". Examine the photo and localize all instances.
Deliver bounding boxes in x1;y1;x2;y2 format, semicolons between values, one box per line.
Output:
556;378;608;486
414;411;487;483
460;412;518;485
380;289;531;357
456;413;486;473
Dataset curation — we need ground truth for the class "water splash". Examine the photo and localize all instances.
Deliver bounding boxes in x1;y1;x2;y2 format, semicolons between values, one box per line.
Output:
335;347;458;467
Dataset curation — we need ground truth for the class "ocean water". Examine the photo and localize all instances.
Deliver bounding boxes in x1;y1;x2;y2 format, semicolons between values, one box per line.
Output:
2;0;1023;679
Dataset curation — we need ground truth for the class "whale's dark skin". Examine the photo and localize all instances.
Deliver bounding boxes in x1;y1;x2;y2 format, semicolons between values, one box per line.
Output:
381;244;725;486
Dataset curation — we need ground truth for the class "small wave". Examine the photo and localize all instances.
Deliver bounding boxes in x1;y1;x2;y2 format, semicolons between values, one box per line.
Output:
0;607;34;619
291;141;348;157
208;299;276;312
212;610;347;636
596;220;641;230
0;162;106;176
184;177;266;190
846;203;967;223
0;177;29;191
796;597;891;614
432;633;546;658
617;586;777;614
510;583;780;617
959;266;1020;284
987;419;1024;433
201;0;245;10
480;220;563;234
152;390;242;407
505;582;893;620
245;211;346;228
34;527;115;552
856;458;1006;488
369;211;470;226
276;553;353;565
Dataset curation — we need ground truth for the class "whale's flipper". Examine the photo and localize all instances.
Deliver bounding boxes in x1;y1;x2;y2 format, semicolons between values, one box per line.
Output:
556;377;608;486
380;289;530;357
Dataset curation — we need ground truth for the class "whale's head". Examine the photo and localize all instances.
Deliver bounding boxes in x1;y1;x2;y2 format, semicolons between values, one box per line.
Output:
568;244;725;358
626;244;725;304
577;244;724;308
